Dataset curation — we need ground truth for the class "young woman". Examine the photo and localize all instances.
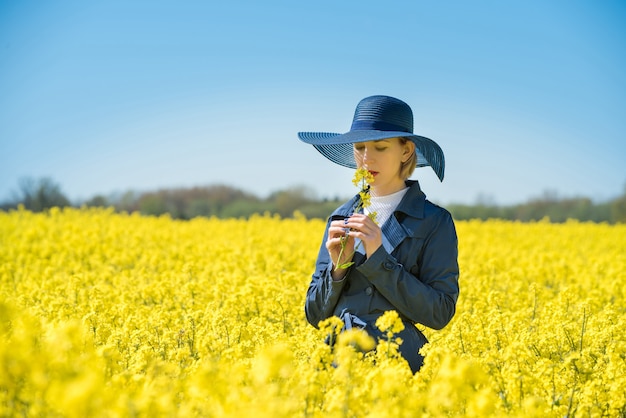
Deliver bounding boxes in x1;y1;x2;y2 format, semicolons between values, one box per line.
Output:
298;95;459;373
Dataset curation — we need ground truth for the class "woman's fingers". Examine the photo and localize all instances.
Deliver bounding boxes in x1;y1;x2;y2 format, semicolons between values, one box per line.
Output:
343;214;375;234
326;220;355;253
342;214;382;257
328;220;352;241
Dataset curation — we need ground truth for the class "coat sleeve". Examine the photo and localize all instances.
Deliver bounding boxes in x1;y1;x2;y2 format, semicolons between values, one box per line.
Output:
358;210;459;330
304;221;350;328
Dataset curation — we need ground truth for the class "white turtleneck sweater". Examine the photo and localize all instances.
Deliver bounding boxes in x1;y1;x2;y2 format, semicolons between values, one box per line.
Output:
365;187;409;226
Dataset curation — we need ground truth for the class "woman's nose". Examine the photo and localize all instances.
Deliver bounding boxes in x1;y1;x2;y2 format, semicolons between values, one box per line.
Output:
362;148;372;163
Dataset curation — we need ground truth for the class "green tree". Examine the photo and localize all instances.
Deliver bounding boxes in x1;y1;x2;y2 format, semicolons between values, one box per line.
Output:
83;195;109;208
12;177;71;211
269;185;317;218
610;183;626;223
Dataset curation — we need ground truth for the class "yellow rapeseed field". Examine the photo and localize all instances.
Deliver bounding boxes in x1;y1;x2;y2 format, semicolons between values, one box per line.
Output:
1;207;625;417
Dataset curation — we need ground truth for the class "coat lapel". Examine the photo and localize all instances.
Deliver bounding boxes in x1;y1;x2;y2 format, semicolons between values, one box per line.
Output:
381;214;409;254
377;180;426;255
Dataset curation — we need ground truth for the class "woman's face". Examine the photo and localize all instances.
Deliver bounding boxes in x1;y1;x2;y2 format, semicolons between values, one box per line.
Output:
353;138;414;196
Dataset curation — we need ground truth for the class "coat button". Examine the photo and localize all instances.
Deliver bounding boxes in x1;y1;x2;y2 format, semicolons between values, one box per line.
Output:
383;260;395;270
365;287;373;295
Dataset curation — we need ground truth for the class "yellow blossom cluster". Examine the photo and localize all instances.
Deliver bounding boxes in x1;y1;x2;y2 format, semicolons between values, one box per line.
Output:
1;207;625;417
352;167;375;212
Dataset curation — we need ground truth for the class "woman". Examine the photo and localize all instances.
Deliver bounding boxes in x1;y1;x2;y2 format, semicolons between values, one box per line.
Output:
298;95;459;373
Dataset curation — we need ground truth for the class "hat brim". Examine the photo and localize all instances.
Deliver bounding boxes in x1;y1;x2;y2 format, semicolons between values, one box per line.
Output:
298;130;445;181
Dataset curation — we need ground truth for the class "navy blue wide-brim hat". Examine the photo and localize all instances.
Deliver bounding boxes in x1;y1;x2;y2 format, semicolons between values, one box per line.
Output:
298;95;445;181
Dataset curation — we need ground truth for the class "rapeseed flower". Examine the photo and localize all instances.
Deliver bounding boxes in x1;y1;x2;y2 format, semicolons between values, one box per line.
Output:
336;167;377;270
0;208;625;417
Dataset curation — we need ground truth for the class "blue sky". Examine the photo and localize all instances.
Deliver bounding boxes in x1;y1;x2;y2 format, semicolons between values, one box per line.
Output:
1;1;625;205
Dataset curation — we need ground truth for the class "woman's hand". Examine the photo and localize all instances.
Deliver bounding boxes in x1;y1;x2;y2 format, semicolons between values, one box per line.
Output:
326;218;355;280
343;213;382;258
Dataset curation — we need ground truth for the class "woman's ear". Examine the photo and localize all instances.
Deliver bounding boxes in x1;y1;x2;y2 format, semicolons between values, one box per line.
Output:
402;140;415;163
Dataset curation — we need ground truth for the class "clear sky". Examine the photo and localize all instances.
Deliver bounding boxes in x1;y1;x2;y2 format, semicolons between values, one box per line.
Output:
1;1;625;206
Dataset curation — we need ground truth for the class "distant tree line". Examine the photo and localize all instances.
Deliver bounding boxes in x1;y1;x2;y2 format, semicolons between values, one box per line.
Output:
2;177;625;223
447;191;626;223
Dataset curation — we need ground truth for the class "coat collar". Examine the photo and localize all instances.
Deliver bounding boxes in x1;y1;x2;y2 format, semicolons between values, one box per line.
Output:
395;180;426;219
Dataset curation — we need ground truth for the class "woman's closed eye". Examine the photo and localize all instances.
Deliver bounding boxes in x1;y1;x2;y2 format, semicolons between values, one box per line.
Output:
354;145;388;152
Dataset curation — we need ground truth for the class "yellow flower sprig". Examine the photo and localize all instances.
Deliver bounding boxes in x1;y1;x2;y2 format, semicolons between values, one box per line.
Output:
375;310;406;361
335;167;377;270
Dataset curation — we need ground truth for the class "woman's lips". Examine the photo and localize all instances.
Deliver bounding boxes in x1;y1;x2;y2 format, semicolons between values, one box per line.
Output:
368;170;379;177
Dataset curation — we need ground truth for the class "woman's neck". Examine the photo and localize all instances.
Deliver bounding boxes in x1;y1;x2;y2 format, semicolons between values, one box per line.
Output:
370;181;407;197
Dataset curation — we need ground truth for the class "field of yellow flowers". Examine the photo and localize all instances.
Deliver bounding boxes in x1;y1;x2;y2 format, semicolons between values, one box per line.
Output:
1;207;625;417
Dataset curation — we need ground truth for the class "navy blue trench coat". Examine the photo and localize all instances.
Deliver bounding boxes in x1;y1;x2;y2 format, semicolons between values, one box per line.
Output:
305;180;459;373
